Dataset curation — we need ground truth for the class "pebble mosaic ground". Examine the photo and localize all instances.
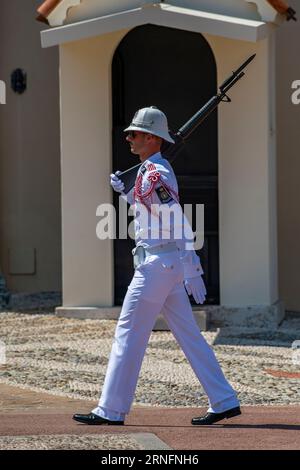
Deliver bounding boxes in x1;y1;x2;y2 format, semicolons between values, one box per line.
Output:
1;311;299;408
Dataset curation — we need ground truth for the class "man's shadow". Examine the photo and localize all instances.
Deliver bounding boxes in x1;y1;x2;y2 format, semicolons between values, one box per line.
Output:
127;424;300;430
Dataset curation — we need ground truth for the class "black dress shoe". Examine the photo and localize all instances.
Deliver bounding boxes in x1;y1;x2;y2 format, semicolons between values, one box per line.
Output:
73;412;124;425
191;406;241;425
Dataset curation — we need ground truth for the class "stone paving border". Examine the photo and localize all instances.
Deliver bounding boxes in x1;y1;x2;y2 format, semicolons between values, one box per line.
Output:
133;433;171;450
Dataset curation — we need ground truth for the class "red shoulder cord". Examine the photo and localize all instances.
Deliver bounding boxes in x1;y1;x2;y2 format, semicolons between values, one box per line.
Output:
134;164;179;213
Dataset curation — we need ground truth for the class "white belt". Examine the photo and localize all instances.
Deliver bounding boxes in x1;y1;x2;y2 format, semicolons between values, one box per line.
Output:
146;242;178;256
132;242;179;268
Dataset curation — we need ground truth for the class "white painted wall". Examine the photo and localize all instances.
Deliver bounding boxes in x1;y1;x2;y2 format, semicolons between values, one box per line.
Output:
59;30;128;306
205;33;278;306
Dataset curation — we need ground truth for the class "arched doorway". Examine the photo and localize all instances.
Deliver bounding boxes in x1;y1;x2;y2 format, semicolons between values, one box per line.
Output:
112;24;219;305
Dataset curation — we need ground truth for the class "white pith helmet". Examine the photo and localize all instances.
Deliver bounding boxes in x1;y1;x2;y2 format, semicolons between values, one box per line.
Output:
124;106;175;144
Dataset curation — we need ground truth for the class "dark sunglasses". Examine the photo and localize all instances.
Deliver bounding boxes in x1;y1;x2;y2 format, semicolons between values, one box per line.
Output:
126;131;139;139
126;130;150;139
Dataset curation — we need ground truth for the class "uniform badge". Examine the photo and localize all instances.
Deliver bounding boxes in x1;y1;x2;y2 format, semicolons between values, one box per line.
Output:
156;186;173;203
147;171;160;182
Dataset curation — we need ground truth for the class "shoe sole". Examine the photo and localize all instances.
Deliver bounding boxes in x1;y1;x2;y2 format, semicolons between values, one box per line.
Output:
192;408;241;425
72;417;124;425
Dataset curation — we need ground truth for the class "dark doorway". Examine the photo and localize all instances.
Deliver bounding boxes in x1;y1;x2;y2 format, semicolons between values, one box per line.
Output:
112;24;219;305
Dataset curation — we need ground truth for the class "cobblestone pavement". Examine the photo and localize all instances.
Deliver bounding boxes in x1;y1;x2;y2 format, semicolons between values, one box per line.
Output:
0;434;143;450
0;311;299;408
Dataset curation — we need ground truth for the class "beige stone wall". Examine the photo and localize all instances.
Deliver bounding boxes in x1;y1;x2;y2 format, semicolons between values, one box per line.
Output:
0;1;61;293
205;33;278;307
59;30;128;306
275;11;300;312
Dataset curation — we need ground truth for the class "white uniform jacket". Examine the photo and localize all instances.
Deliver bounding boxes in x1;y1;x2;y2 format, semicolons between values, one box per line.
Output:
122;152;203;280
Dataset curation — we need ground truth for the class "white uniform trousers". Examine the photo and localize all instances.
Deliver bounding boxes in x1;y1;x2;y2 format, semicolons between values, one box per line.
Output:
92;251;239;421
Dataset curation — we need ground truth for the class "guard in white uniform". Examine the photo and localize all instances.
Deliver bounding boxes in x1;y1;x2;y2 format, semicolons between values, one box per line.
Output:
73;107;241;426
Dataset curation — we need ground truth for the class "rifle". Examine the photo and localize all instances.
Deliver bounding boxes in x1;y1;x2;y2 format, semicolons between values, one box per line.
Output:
118;54;256;194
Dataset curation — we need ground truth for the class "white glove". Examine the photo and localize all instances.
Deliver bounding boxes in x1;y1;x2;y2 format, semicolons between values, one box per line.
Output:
184;276;207;304
110;171;125;193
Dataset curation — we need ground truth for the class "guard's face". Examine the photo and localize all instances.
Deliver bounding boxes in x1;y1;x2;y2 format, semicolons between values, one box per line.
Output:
126;131;152;155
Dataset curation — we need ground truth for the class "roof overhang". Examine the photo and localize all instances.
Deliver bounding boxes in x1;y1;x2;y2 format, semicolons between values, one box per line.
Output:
40;3;272;48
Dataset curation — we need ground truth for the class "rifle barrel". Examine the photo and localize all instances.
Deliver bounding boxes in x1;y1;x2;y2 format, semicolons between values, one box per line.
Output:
178;96;220;140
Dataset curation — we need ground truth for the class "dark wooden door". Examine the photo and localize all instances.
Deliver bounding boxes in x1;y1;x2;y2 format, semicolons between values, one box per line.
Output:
112;25;219;305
